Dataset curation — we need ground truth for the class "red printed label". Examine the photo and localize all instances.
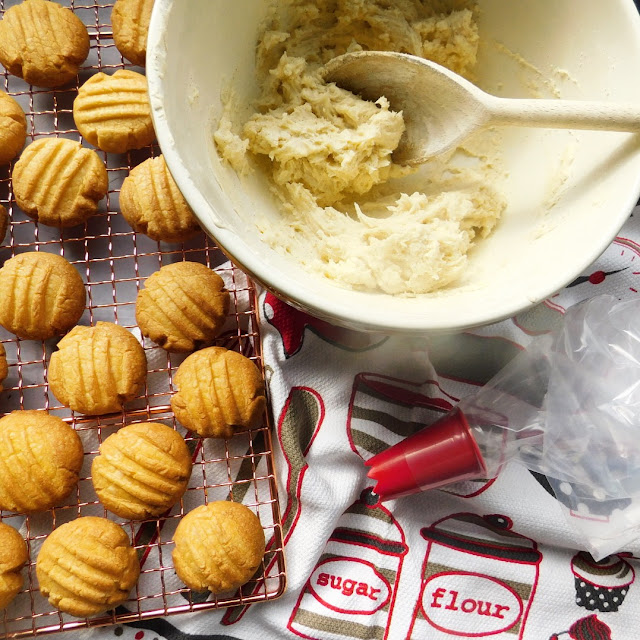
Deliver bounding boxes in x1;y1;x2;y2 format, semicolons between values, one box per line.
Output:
422;572;523;637
309;558;391;615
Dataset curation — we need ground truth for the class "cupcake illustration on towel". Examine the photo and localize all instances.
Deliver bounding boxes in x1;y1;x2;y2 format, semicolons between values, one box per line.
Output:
571;552;634;613
549;614;612;640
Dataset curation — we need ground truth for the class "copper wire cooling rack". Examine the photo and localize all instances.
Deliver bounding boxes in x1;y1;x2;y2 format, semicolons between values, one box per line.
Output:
0;1;286;637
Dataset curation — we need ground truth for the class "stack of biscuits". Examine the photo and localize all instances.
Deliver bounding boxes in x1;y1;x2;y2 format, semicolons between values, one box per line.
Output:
0;0;267;620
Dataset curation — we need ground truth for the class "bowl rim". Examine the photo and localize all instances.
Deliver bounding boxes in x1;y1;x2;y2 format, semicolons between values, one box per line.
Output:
147;0;640;334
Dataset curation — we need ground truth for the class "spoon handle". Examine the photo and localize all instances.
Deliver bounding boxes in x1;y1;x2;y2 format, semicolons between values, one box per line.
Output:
487;97;640;133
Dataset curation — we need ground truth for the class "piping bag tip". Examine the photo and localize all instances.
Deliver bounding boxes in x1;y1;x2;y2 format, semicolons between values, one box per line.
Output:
365;407;487;502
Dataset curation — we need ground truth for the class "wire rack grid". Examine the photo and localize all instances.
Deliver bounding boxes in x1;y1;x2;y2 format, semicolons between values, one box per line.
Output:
0;1;286;637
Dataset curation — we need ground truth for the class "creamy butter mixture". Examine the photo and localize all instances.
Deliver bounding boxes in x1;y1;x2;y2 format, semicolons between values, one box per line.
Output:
214;0;507;295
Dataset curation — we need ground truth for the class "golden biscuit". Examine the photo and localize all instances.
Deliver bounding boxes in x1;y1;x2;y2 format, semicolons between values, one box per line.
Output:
120;155;201;242
12;137;108;228
0;252;86;340
0;411;84;513
136;262;230;352
0;91;26;165
171;347;266;438
0;204;7;243
172;501;265;594
0;0;89;88
0;523;28;609
73;70;155;153
48;322;147;415
92;422;192;520
111;0;154;67
36;516;140;617
0;343;8;392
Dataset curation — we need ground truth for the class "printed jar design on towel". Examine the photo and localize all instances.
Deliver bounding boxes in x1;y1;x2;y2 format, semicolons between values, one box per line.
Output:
288;488;408;640
571;551;635;613
410;513;542;639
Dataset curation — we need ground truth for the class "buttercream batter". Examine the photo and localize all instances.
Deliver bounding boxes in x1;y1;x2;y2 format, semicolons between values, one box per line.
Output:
215;0;506;295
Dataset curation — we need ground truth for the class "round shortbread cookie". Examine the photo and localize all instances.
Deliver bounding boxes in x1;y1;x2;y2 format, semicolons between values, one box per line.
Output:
172;501;265;594
92;422;192;520
0;252;86;340
120;155;201;242
111;0;154;67
0;0;89;88
36;516;140;617
171;347;266;438
12;138;108;228
73;70;155;153
0;523;28;609
0;91;26;165
48;322;147;415
136;261;230;352
0;410;84;513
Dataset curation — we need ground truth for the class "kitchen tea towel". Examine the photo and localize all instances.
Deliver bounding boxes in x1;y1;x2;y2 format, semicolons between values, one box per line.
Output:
60;208;640;640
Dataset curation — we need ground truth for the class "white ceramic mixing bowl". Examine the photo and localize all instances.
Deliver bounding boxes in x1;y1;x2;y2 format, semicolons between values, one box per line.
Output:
147;0;640;333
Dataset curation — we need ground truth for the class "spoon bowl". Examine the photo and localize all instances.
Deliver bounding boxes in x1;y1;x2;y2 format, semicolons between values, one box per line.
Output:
323;51;640;165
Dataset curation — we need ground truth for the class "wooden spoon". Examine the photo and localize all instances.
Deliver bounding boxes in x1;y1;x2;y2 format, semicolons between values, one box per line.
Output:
323;51;640;166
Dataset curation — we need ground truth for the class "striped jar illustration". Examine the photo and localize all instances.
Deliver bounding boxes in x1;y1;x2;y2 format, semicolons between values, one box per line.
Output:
410;513;542;639
288;488;407;640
